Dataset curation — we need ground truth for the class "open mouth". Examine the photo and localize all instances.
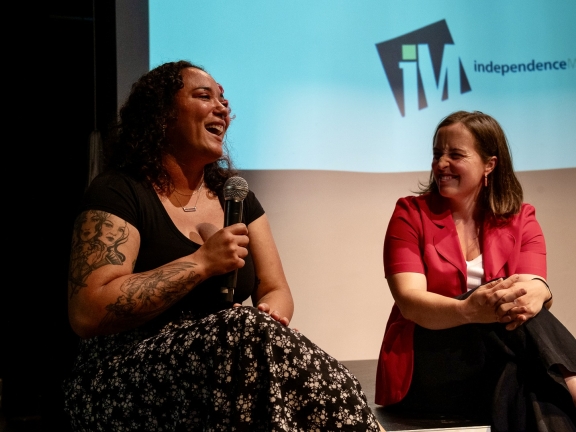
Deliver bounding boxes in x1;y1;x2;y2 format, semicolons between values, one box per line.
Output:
437;174;457;182
206;123;224;136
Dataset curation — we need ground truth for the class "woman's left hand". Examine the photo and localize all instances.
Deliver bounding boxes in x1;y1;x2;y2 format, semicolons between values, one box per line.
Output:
233;302;291;326
257;302;291;326
495;276;550;330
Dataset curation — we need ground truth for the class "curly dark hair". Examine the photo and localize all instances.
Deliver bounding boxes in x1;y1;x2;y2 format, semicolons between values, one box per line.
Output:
103;60;237;196
418;110;523;220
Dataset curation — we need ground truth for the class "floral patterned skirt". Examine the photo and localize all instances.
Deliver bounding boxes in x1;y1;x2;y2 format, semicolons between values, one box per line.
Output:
63;306;380;431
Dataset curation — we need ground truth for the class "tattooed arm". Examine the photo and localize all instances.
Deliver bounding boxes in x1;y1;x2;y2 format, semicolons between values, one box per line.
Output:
67;210;249;338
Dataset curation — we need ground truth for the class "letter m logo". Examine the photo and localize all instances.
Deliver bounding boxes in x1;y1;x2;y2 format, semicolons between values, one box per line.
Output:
376;20;471;117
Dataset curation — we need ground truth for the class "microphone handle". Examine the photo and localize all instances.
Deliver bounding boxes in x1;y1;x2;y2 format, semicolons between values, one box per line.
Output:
222;271;238;303
221;198;244;303
224;198;244;227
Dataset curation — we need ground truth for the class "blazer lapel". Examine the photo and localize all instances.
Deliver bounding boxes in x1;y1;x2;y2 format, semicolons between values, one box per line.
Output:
425;196;467;280
483;220;516;280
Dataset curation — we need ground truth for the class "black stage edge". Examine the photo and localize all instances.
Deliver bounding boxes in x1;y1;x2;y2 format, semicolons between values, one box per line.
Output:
342;359;491;431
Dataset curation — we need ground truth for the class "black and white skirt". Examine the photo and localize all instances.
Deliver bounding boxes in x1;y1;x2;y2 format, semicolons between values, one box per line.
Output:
63;306;380;431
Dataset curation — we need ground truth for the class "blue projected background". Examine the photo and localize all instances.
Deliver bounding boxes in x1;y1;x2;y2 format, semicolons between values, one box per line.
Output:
149;0;576;172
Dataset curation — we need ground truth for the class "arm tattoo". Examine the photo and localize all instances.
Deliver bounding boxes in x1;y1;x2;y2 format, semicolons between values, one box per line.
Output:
98;262;202;332
68;210;129;297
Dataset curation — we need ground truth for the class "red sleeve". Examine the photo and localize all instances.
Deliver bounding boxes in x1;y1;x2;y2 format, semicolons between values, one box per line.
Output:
377;197;422;406
384;197;425;277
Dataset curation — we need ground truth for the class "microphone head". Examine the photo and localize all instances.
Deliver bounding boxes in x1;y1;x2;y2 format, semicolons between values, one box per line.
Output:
223;176;249;201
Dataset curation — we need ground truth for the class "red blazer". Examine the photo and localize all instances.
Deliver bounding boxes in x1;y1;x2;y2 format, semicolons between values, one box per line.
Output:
375;193;547;406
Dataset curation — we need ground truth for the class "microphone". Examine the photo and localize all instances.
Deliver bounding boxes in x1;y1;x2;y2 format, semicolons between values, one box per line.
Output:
220;176;249;303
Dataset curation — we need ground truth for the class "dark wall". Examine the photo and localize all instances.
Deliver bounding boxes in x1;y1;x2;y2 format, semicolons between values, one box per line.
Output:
1;2;118;430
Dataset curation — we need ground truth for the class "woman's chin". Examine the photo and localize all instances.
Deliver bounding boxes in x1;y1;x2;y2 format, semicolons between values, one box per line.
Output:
437;186;455;198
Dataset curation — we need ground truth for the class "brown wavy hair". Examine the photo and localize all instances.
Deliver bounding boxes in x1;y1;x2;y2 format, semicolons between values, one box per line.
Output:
103;60;237;196
418;110;523;220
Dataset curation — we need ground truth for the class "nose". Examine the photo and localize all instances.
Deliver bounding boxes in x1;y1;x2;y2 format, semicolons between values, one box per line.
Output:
214;99;229;119
435;154;449;169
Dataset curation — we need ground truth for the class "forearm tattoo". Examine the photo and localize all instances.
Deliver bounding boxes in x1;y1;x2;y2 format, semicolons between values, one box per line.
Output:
69;210;129;297
99;262;201;331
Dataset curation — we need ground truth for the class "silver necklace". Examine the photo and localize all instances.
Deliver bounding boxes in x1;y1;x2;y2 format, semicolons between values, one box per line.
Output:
172;181;204;212
173;189;197;197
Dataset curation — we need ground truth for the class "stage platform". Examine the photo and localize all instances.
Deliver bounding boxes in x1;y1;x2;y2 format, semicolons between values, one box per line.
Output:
342;359;491;432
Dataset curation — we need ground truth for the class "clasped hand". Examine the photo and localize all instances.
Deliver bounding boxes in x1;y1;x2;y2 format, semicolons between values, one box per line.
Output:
466;275;544;330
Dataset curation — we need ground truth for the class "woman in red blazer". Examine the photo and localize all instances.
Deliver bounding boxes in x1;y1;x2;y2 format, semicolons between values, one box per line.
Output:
376;111;576;431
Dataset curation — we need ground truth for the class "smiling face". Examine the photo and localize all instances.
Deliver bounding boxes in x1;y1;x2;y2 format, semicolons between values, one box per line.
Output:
432;122;496;207
165;67;231;165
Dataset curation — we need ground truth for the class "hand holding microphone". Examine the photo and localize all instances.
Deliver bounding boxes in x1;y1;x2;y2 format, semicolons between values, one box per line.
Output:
220;176;249;303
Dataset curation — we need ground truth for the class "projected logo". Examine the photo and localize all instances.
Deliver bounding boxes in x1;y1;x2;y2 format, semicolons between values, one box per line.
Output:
376;20;471;117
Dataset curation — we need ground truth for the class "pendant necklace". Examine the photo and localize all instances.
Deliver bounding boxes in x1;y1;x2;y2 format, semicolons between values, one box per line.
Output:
172;180;204;212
